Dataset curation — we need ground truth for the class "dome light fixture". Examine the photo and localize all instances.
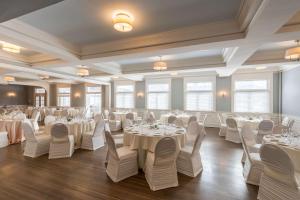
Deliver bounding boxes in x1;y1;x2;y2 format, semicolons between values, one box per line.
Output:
77;68;89;77
1;42;21;54
112;11;134;32
285;40;300;61
153;57;167;71
4;76;15;82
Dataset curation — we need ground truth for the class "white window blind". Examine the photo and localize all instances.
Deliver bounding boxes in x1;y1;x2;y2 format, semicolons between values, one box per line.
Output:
185;81;214;111
147;82;169;110
234;80;270;113
115;84;134;108
86;86;102;114
57;87;70;107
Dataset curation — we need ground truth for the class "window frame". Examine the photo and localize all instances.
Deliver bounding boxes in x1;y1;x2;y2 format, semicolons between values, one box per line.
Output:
146;78;171;110
114;80;135;109
231;73;273;113
56;86;71;107
85;85;102;113
184;76;216;111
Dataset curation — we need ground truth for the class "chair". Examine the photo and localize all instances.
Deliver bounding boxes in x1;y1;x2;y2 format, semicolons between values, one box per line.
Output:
105;131;138;182
174;118;184;127
218;113;227;137
144;137;178;191
30;109;40;131
167;115;177;124
145;112;156;124
48;123;74;159
0;131;8;148
123;118;133;129
108;113;122;131
177;122;205;177
239;125;263;185
273;116;290;134
0;108;5;115
94;113;103;124
22;121;51;158
61;109;69;117
125;112;134;121
258;144;300;200
225;118;241;143
44;115;56;125
197;113;207;126
186;121;204;146
81;120;105;150
288;119;295;133
254;120;274;144
187;116;197;125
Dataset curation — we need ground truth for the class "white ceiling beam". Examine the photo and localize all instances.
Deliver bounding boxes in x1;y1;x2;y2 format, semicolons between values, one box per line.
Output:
89;63;121;75
0;58;109;85
0;19;80;62
226;0;300;68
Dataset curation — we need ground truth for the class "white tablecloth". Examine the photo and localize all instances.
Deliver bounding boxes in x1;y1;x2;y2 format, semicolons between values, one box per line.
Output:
235;117;261;129
0;120;23;144
46;120;95;148
263;134;300;172
160;114;191;127
123;124;186;168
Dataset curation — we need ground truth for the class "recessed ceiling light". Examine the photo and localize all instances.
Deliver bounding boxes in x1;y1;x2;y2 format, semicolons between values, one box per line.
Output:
256;66;267;70
1;42;21;54
112;10;134;32
112;76;119;79
170;72;178;76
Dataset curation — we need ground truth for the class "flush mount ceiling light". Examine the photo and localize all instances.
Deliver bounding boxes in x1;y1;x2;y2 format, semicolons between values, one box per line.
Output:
1;42;21;54
256;66;267;70
153;57;167;71
112;11;134;32
40;75;50;80
77;68;89;77
3;76;15;82
285;40;300;61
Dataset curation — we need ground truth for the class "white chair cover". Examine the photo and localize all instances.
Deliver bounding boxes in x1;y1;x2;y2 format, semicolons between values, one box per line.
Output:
177;122;205;177
258;144;300;200
30;110;40;131
22;121;50;158
48;123;74;159
255;120;274;143
105;131;138;182
187;116;197;125
108;113;122;131
144;137;178;191
174;118;184;127
44;115;56;125
81;119;105;150
218;113;227;136
167;115;177;124
225;118;241;143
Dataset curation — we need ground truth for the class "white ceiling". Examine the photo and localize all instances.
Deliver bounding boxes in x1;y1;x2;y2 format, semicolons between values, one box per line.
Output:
19;0;241;46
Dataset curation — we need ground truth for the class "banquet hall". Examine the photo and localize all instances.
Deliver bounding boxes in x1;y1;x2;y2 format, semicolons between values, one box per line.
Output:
0;0;300;199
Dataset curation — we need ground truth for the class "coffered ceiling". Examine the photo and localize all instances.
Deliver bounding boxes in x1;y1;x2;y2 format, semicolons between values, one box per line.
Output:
0;0;299;86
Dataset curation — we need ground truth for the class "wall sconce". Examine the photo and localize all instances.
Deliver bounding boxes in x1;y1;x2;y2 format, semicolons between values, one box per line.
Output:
7;92;16;97
137;92;144;98
74;92;81;98
219;91;227;98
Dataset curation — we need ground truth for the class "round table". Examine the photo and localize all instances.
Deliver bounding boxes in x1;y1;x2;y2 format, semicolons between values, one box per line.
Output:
46;120;95;148
0;119;23;144
235;117;261;129
263;134;300;172
123;124;186;168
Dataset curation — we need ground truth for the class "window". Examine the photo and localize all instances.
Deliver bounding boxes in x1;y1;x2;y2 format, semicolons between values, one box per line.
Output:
57;87;70;107
146;79;170;110
34;88;46;107
184;77;215;111
86;86;101;114
115;82;134;109
233;74;272;113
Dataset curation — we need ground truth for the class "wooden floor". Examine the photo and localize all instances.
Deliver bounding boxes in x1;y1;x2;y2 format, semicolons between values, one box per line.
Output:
0;128;258;200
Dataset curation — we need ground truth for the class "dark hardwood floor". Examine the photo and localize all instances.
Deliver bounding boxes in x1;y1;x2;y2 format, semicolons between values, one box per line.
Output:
0;128;258;200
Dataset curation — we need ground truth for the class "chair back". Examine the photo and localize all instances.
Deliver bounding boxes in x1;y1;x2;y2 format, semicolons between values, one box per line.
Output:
167;115;177;124
44;115;56;125
226;118;238;129
188;116;197;125
192;124;205;156
145;112;155;124
186;121;201;146
94;113;103;124
104;131;119;160
154;137;177;165
61;109;68;117
258;120;274;132
197;113;207;124
93;119;105;136
22;121;36;141
288;119;295;131
123;118;133;128
109;112;116;120
50;123;69;142
260;144;298;187
125;112;134;120
174;118;184;127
